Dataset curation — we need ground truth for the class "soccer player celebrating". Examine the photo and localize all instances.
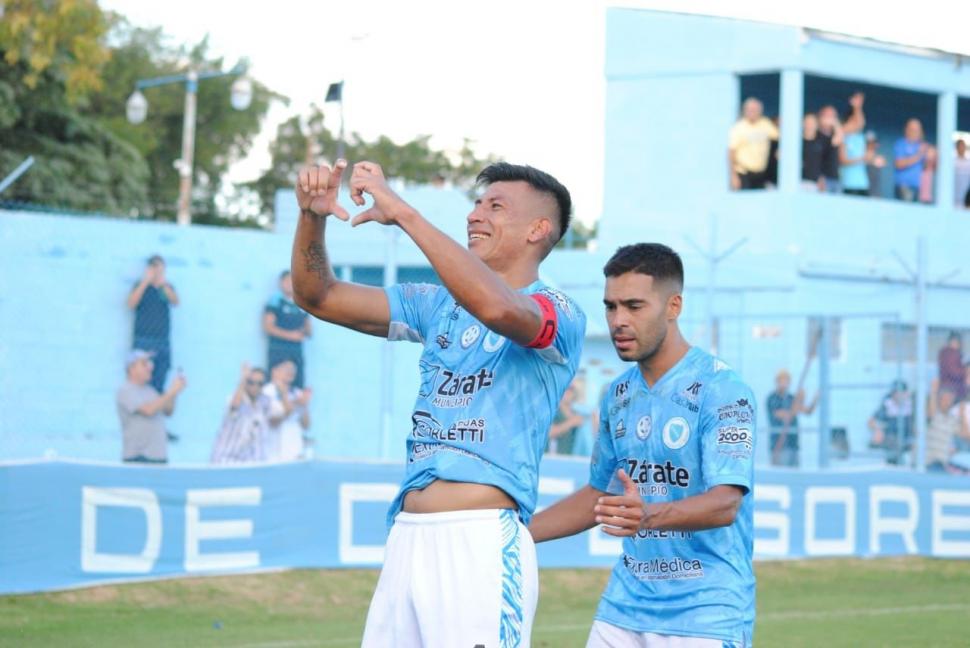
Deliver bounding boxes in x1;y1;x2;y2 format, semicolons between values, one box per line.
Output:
291;159;585;647
530;243;756;647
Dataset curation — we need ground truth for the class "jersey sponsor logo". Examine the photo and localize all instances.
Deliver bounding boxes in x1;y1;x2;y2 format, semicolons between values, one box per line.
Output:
537;287;574;320
635;415;652;441
412;410;443;438
614;419;627;439
412;411;487;443
609;396;631;416
662;417;691;450
409;440;483;464
635;529;694;541
614;381;629;398
418;362;441;398
718;398;754;424
432;368;495;408
670;393;700;413
671;381;702;412
482;331;506;353
461;325;481;349
622;554;704;581
717;425;753;451
625;458;691;495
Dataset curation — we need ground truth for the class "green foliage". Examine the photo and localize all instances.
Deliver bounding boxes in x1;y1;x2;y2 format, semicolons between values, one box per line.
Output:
248;104;497;221
0;7;279;225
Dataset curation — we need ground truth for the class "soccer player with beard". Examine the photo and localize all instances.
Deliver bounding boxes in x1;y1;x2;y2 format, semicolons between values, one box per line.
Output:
530;243;756;647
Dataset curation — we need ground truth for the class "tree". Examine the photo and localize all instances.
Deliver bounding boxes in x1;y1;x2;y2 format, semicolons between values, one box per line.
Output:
0;7;281;224
247;105;497;223
0;0;149;213
90;22;281;223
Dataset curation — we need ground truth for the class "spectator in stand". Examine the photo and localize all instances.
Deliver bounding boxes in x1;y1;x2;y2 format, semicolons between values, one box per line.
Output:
263;359;312;461
766;369;818;467
865;132;887;197
919;145;937;204
893;119;928;202
546;379;588;455
839;93;872;197
210;364;270;464
817;105;844;194
728;97;779;191
938;331;966;401
926;379;967;472
868;379;914;465
264;271;312;388
116;349;186;464
802;114;826;192
954;139;970;209
127;255;179;392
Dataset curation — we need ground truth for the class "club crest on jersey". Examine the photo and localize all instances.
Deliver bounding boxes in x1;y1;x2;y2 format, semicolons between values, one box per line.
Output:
662;417;691;450
461;325;481;348
635;415;652;441
482;331;506;353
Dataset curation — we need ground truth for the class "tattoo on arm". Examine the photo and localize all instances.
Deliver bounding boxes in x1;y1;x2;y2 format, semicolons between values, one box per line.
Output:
302;243;330;280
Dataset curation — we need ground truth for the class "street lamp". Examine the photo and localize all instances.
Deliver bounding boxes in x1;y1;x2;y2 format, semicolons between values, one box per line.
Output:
126;64;252;226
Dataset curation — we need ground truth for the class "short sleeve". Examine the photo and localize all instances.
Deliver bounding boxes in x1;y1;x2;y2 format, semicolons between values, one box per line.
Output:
893;139;908;160
765;119;779;140
700;377;756;493
384;283;443;343
530;288;586;366
589;389;619;493
117;386;148;415
264;293;281;314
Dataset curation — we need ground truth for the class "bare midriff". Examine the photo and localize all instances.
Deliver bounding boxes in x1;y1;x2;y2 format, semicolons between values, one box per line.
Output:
402;479;517;514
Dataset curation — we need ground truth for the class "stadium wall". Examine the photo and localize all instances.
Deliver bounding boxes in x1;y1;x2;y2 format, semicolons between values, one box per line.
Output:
2;458;969;595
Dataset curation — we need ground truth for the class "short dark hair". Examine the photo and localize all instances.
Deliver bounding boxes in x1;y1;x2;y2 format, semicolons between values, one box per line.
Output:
604;243;684;290
147;254;164;265
279;270;291;280
476;162;572;242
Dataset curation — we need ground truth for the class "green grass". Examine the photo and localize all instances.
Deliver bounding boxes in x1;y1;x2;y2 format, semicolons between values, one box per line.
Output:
2;558;969;647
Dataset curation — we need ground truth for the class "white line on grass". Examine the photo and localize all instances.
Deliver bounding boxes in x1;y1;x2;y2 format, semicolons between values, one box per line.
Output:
234;603;970;647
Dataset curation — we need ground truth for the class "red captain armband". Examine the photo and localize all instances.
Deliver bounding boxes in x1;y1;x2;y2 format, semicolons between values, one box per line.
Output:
526;294;558;349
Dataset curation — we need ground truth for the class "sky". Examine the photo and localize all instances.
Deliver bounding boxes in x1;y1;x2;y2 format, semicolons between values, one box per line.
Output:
100;0;970;225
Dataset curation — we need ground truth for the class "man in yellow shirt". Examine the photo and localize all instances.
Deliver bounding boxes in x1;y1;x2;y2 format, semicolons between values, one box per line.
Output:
728;98;779;190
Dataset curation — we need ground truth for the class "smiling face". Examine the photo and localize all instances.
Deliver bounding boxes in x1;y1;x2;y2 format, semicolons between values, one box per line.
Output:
604;271;681;364
466;180;558;270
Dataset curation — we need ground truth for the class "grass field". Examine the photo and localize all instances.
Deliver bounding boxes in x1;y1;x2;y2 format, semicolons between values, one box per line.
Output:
3;558;969;647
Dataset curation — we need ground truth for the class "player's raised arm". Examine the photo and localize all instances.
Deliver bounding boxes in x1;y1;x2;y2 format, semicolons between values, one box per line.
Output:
349;161;555;348
290;161;391;337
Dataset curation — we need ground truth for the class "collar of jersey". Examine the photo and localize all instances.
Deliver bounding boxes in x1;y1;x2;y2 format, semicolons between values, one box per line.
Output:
634;346;700;394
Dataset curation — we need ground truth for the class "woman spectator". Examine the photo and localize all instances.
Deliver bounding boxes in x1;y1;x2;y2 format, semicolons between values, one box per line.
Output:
839;93;872;197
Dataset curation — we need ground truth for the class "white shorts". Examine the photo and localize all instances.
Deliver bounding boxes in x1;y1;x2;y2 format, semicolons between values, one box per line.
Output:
361;508;538;648
587;621;744;648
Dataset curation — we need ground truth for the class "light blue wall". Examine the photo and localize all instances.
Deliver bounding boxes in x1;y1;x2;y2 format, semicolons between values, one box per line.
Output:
601;9;970;464
4;10;970;466
0;186;476;464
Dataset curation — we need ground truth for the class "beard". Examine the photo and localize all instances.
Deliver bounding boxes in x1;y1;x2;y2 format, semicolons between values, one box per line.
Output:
634;325;668;364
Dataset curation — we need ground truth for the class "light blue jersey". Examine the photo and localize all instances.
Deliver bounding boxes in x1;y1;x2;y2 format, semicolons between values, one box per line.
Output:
589;347;756;644
385;280;586;528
